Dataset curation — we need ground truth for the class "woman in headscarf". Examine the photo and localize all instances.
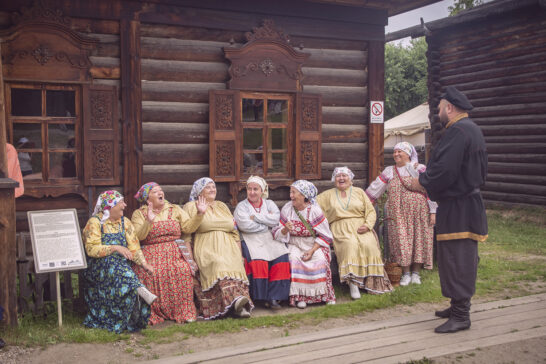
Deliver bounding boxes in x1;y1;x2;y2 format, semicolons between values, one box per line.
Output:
366;142;437;286
131;182;207;325
182;177;253;319
272;180;335;309
234;176;290;309
317;167;393;299
82;190;155;333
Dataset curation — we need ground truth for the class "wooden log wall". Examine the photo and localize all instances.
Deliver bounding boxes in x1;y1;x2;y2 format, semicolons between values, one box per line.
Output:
138;7;376;205
426;6;546;207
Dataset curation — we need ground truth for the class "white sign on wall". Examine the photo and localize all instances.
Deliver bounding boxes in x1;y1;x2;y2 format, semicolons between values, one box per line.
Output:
28;209;87;274
370;101;384;124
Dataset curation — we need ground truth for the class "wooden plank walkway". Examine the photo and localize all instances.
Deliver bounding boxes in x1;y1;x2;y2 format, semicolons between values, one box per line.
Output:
151;293;546;364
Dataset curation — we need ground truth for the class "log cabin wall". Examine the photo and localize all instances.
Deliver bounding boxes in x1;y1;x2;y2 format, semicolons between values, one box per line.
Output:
136;1;386;205
0;0;388;219
426;4;546;207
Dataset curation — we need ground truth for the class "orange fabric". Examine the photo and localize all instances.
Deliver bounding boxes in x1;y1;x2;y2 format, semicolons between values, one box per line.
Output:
6;143;24;198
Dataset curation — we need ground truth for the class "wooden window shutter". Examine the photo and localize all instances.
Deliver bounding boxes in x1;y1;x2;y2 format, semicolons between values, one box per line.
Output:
82;85;120;186
295;93;322;180
209;89;241;182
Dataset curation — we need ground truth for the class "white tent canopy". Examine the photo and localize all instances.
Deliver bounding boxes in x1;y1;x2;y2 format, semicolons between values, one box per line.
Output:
384;102;430;148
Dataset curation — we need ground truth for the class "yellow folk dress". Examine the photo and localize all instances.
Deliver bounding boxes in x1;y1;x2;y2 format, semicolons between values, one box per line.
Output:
317;187;393;294
182;200;253;319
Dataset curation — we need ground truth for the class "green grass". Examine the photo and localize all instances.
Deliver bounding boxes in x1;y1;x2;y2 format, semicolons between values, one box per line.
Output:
2;207;545;347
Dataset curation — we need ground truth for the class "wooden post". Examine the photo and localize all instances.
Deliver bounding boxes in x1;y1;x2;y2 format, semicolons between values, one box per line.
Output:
0;43;19;327
367;41;385;183
55;271;62;327
0;43;7;178
120;16;142;214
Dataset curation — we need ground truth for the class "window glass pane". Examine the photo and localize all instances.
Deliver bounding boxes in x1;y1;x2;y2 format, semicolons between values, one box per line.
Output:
13;123;42;149
267;100;288;123
269;152;287;173
21;152;42;180
269;128;287;150
243;152;263;175
243;128;263;150
11;88;41;116
49;124;75;149
46;90;76;117
49;152;77;178
242;98;263;122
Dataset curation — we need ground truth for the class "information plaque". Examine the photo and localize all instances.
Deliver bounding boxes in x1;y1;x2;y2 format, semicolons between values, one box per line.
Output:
27;209;87;274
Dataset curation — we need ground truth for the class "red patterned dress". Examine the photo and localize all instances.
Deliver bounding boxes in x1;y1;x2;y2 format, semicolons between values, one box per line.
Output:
366;165;436;269
132;203;201;324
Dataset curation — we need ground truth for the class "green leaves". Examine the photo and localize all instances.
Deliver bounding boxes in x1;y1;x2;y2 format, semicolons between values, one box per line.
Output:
385;38;428;120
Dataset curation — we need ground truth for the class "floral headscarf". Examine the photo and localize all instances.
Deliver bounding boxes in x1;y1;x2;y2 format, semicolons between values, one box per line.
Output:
291;180;318;205
331;166;355;182
134;182;159;204
189;177;214;201
246;175;269;199
93;190;124;224
394;141;419;164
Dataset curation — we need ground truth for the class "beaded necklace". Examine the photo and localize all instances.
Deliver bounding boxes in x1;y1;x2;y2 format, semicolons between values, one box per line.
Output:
335;186;352;210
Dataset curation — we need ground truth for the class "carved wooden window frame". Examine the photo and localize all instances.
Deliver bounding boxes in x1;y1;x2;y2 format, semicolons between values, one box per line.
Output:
209;20;322;205
5;83;81;189
209;90;322;192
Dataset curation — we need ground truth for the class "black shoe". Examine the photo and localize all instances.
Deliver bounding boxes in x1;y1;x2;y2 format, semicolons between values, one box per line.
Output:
270;300;282;310
0;338;5;349
435;307;451;318
434;318;471;333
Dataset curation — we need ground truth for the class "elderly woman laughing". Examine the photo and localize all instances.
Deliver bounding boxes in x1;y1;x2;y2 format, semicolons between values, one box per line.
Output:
182;177;253;319
273;180;336;309
317;167;393;299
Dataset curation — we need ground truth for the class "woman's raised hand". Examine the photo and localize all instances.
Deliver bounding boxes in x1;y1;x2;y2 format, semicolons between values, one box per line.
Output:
146;201;156;222
196;195;209;215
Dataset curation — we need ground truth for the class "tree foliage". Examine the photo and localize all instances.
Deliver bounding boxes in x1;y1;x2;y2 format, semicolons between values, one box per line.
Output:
384;37;428;120
448;0;484;16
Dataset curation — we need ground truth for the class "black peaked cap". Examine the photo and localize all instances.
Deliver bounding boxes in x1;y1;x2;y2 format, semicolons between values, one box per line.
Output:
441;86;473;111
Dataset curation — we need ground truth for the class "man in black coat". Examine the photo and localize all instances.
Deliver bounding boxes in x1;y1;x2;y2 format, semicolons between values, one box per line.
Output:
411;86;488;334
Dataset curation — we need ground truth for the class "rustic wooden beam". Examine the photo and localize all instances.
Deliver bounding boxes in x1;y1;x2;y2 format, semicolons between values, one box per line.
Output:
0;179;18;327
367;41;384;184
139;4;385;41
0;43;6;179
385;0;540;41
120;16;142;214
0;42;19;327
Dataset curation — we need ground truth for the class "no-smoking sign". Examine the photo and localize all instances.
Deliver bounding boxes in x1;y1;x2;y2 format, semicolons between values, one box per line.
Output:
370;101;384;124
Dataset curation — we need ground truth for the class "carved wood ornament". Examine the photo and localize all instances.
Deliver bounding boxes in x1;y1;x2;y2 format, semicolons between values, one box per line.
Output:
224;19;309;92
0;0;98;82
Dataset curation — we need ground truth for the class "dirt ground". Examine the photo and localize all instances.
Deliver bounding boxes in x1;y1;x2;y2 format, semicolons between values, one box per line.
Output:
1;293;545;364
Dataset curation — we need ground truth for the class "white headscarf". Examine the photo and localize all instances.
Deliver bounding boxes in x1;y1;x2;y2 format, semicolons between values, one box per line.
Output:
331;166;355;182
394;142;419;164
189;177;214;201
246;175;269;199
291;180;318;205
